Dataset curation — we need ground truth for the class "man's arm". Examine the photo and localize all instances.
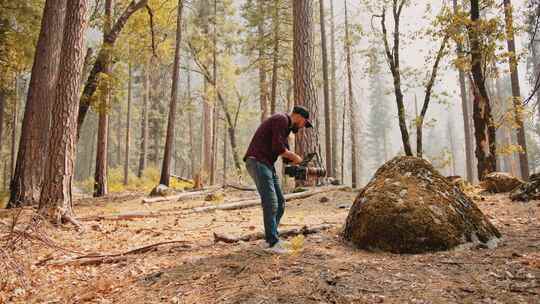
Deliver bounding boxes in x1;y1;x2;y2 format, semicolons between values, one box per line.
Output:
280;149;302;165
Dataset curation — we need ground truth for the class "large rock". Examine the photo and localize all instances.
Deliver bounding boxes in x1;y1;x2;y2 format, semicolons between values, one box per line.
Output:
149;184;174;197
510;173;540;202
342;156;501;254
480;172;524;193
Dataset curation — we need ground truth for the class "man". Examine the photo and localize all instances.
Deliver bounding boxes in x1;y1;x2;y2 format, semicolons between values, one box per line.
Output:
244;106;313;254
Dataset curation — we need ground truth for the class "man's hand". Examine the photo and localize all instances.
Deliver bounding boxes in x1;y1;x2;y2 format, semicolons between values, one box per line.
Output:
280;149;302;165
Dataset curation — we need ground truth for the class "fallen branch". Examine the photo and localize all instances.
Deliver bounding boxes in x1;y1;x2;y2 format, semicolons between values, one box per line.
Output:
141;185;222;204
39;240;190;267
194;186;348;213
170;174;194;184
224;183;257;191
213;224;332;244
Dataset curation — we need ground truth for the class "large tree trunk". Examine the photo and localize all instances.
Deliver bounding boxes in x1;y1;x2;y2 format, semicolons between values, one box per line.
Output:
269;1;280;115
38;0;89;226
344;0;358;188
293;0;318;158
123;61;132;185
504;0;529;180
258;0;269;122
468;0;497;180
94;0;114;197
77;0;148;138
138;62;150;178
380;3;413;156
319;0;333;177
452;0;474;182
329;0;338;178
160;0;183;186
8;0;67;207
10;77;18;180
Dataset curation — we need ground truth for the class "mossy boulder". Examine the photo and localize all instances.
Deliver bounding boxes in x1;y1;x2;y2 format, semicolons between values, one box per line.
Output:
342;156;501;254
480;172;523;193
510;173;540;202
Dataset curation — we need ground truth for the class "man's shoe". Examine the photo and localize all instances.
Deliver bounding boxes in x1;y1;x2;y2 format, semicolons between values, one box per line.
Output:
264;241;290;254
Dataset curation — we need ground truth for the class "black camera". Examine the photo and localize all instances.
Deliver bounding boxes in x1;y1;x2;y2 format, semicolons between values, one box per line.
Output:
284;153;327;181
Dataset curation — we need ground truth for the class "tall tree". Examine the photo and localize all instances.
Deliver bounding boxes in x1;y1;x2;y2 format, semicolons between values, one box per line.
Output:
468;0;497;180
293;0;318;158
452;0;474;182
319;0;333;177
10;77;18;179
258;0;269;122
503;0;529;180
379;1;413;156
160;0;184;186
138;61;150;178
38;0;89;225
329;0;338;177
94;0;114;197
8;0;66;207
123;59;132;185
344;0;358;188
77;0;149;138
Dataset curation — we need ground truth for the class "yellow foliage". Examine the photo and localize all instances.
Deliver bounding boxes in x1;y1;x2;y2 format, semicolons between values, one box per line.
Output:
289;235;305;254
75;167;194;194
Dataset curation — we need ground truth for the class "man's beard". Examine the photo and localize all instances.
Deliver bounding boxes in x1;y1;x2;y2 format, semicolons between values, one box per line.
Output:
290;123;300;134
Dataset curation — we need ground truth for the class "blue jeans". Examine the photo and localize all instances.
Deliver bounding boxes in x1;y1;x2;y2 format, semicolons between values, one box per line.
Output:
245;158;285;246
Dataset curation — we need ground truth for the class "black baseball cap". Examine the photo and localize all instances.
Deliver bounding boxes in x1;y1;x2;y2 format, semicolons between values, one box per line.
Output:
292;105;313;128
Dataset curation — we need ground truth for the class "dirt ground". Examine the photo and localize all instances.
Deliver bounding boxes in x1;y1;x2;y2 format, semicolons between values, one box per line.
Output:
0;187;539;304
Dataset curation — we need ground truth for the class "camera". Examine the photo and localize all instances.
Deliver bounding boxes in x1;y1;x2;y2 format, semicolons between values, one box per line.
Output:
284;153;327;181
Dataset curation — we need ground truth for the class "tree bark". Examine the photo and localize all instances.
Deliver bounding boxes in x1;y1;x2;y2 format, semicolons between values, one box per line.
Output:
8;0;67;207
0;91;4;157
94;0;114;197
329;0;338;178
77;0;149;138
270;0;280;115
10;77;18;180
258;0;269;123
503;0;529;180
344;0;358;188
380;3;412;156
160;0;183;186
38;0;89;226
138;62;150;178
187;61;195;179
123;60;132;185
468;0;497;180
319;0;333;177
293;0;318;158
452;0;474;182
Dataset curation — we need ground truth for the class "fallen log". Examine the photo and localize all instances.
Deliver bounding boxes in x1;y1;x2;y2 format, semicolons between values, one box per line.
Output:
170;174;194;184
224;183;257;191
142;185;222;204
39;240;191;267
213;224;333;244
193;186;348;213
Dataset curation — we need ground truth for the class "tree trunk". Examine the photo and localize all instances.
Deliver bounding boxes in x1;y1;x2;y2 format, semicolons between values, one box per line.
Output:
468;0;497;180
123;61;132;185
452;0;473;182
77;0;149;138
258;0;269;122
138;62;149;178
504;0;529;180
319;0;333;177
187;61;195;179
344;0;358;188
380;3;412;156
210;0;218;186
38;0;89;226
0;91;4;156
160;0;183;186
94;0;114;197
293;0;318;158
10;77;18;180
340;88;346;183
329;0;338;178
270;1;280;115
8;0;66;207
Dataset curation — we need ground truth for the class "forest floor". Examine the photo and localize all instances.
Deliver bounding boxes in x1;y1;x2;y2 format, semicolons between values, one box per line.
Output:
0;186;539;304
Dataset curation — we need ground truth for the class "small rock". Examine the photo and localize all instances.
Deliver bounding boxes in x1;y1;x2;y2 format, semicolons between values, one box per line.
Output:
320;196;330;203
149;184;174;197
337;203;351;209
